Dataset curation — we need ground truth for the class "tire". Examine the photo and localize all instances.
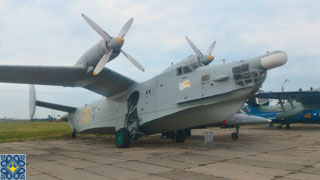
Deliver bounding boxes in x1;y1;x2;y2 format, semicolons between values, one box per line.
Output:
231;133;238;140
115;128;131;148
172;129;186;143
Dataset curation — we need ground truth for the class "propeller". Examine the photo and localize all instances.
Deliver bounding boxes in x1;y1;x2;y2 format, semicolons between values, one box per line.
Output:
185;36;216;65
81;14;145;75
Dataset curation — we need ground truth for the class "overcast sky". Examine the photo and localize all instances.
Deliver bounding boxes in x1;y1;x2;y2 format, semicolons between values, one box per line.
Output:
0;0;319;118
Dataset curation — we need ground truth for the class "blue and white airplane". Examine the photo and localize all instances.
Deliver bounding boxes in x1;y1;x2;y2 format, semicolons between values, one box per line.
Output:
244;89;320;129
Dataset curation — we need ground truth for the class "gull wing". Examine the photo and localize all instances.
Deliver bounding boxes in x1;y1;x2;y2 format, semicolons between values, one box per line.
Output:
255;91;320;105
0;65;136;97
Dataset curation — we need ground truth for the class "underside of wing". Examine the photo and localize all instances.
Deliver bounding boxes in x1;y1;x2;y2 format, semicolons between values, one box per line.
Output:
0;65;136;97
255;91;320;105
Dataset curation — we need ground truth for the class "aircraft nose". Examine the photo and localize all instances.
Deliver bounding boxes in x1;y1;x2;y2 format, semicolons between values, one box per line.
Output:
260;51;288;70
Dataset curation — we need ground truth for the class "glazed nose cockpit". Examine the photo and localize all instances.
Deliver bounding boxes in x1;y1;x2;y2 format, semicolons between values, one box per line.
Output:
232;51;288;87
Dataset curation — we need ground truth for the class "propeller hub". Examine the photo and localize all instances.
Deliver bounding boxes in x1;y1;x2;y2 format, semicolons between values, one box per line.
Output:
116;37;124;45
208;55;214;61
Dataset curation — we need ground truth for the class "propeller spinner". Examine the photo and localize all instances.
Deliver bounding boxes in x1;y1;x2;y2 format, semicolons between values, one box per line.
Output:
81;14;145;75
185;36;216;65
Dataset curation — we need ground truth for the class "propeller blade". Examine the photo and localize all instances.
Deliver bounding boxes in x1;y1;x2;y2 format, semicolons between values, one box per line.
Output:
185;36;203;57
93;49;113;75
206;41;216;55
117;18;134;38
121;50;145;72
81;14;111;41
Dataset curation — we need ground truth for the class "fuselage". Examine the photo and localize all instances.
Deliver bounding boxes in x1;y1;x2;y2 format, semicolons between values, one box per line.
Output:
67;40;287;135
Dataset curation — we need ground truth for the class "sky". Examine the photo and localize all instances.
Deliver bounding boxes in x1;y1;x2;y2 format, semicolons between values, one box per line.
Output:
0;0;319;118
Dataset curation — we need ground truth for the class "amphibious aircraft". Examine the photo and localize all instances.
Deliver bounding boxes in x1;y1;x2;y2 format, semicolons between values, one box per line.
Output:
245;88;320;129
0;14;287;147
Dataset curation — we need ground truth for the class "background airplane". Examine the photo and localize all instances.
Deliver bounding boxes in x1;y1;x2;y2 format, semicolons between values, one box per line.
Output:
0;14;287;148
244;88;320;129
190;113;271;140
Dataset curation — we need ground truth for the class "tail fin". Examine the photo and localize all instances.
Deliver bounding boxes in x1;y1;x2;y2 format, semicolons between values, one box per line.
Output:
256;90;270;106
29;85;36;119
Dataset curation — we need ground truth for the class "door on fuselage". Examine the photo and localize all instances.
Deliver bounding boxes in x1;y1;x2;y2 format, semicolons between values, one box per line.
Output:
126;91;140;121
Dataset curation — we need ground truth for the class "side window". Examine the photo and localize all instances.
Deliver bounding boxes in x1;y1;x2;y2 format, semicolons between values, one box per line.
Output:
176;67;182;76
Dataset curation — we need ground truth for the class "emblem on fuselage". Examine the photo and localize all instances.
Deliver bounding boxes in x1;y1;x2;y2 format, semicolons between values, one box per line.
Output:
81;107;92;125
179;80;191;91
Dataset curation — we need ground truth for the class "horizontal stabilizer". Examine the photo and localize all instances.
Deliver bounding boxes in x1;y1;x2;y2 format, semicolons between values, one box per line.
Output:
36;100;77;113
29;85;77;119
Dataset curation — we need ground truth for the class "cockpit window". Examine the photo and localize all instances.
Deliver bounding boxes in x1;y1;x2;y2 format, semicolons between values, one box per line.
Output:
176;67;183;76
233;63;251;86
177;66;193;76
241;64;249;72
232;63;265;86
183;66;192;74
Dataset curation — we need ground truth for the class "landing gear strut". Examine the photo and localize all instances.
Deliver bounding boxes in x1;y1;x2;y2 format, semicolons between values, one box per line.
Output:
231;125;239;140
172;129;187;143
285;124;290;129
71;130;77;138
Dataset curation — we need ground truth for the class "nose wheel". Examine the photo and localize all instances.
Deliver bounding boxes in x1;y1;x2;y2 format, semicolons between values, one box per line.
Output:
231;125;239;140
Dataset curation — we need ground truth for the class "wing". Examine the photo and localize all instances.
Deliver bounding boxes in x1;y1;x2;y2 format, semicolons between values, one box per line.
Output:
0;65;136;97
255;91;320;105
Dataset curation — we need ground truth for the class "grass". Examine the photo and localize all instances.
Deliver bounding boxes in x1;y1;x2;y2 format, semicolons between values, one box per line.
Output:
0;121;72;143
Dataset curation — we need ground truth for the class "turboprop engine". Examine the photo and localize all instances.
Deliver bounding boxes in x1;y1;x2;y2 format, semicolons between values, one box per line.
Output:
79;14;145;75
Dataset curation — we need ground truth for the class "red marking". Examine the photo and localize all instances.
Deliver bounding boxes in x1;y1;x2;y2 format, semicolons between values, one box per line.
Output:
222;120;227;125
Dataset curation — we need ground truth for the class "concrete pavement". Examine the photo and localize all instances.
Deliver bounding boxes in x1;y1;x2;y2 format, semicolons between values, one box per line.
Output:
1;124;320;180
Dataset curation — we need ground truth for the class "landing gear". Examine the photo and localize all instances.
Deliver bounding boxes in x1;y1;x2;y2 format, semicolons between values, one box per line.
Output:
268;122;274;127
231;125;239;140
285;124;290;129
277;125;283;129
185;129;191;137
172;129;187;143
115;128;131;148
117;90;143;148
162;131;175;139
71;130;76;138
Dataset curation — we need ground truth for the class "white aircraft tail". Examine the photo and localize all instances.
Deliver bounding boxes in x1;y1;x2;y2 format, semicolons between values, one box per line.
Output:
256;90;270;106
29;85;36;119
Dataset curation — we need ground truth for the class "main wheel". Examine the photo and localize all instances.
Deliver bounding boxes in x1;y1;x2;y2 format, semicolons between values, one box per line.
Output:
231;133;238;140
285;124;290;129
115;128;131;148
172;129;186;143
